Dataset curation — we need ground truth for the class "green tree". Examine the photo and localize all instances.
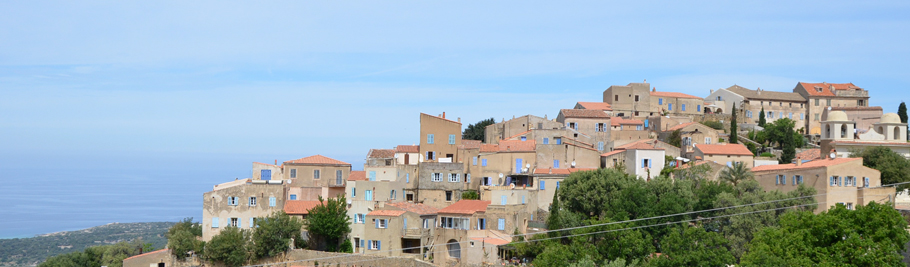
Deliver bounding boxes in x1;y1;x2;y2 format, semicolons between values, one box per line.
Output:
253;211;304;258
667;129;682;148
703;120;724;130
852;146;910;191
899;102;908;141
741;202;909;266
303;195;351;252
718;161;752;186
758;107;766;127
100;239;143;267
730;105;738;144
462;117;496;141
646;226;735;267
779;124;796;164
461;190;479;200
204;227;249;267
167;217;203;260
659;155;676;177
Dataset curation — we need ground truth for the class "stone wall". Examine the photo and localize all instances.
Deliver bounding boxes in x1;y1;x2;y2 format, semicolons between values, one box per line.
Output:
255;249;435;267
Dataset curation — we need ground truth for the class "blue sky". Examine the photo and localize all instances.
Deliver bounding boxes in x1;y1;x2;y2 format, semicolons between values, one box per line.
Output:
2;1;910;176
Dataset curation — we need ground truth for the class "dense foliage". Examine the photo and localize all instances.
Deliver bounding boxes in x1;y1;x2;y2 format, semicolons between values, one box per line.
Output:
730;105;738;144
667;129;682;148
462;117;496;141
852;146;910;191
39;239;151;267
461;190;480;200
204;226;249;267
702;120;724;131
304;195;351;252
254;210;305;258
0;222;172;266
167;217;203;260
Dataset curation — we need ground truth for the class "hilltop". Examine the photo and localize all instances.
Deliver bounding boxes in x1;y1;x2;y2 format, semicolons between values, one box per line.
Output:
0;222;174;267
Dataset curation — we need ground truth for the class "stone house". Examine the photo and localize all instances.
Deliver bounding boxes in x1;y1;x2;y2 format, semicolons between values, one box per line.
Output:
457;140;483;191
820;111;910;159
417;162;467;209
395;145;422;201
794;82;870;136
610;117;649;143
705;85;807;131
603;82;653;118
556;109;612;152
649;89;705;116
692;143;755;168
484;114;564;145
432;200;507;266
659;122;721;156
202;179;286;241
600;139;666;180
474;140;537;191
420;113;462;162
283;155;351;199
752;157;894;213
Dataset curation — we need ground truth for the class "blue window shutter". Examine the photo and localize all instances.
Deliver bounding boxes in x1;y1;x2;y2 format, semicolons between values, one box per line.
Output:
427;134;434;144
498;219;505;230
776;176;779;185
238;218;242;228
522;196;526;204
682;104;686;111
644;119;649;128
668;103;672;110
212;218;219;228
367;240;372;250
406;174;410;183
540;181;545;190
449;134;456;144
516;158;522;173
501;195;507;205
521;136;526;141
403;218;407;229
659;98;663;105
473;157;477;165
641;159;644;168
378;241;381;251
543;138;549;144
557;181;560;189
360;239;364;248
269;197;275;207
250;218;255;228
261;170;271;180
697;105;701;112
865;177;870;187
554;160;559;168
375;219;379;228
648;159;652;168
369;171;376;181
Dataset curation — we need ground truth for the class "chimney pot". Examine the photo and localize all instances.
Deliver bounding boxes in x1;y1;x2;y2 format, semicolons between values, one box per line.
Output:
275;159;277;165
796;157;802;166
458;117;461;123
442;112;446;119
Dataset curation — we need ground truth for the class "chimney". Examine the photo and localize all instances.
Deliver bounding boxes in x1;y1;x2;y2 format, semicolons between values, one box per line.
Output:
275;159;277;165
796;156;802;166
710;89;714;94
442;112;446;119
652;87;656;92
458;117;461;123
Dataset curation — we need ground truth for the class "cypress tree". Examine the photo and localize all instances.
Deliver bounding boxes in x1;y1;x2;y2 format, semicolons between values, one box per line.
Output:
899;102;908;123
546;187;561;237
758;107;766;127
730;105;739;144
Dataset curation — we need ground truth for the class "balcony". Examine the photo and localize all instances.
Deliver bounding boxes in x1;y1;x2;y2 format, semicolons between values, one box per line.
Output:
483;185;537;191
401;228;425;237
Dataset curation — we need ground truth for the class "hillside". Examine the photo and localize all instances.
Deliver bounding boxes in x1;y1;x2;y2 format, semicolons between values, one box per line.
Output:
0;222;174;267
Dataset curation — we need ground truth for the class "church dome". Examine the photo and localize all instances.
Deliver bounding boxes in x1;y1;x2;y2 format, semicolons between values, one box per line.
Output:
881;113;902;124
827;111;848;122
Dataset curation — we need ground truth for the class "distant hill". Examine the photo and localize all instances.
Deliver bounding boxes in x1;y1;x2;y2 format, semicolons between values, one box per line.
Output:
0;222;174;267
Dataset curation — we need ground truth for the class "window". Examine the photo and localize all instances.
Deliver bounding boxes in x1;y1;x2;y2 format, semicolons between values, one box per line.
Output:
269;197;276;207
261;169;271;180
705;137;711;144
481;159;487;166
659;98;663;105
313;170;320;179
501;195;507;205
717;96;722;101
359;214;366;224
800;113;804;120
557;181;561;189
369;171;376;181
336;170;343;185
522;195;526;204
447;134;457;144
634;95;640;102
248;197;257;206
540;181;546;190
827;99;831;106
449;173;459;182
615;95;619;101
423;219;429;229
642;158;651;168
746;111;752;118
553;160;560;168
829;176;838;186
427;134;434;144
473;157;477;166
864;177;870;187
520;136;526;141
466;174;471;183
365;190;373;201
376;219;387;228
353;214;362;224
768;111;773;119
815;113;820;121
668;103;673;111
776;175;785;185
250;218;255;228
432;173;442;182
370;240;380;250
697;105;701;112
230;218;239;227
845;176;855;187
478;218;486;230
483;177;492;186
290;194;297;200
846;203;854;210
498;218;505;230
289;169;296;178
352;188;357;197
682;104;686;111
555;137;562;144
815;99;820;106
212;217;219;228
568;122;577;130
794;175;803;185
390;190;396;200
445;191;453;201
596;123;607;132
228;197;238;206
789;112;793;119
406;173;410;183
543;137;549;144
426;151;434;160
636;125;642;130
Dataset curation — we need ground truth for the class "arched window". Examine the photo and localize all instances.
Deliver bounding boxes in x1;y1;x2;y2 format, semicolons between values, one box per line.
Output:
895;126;901;140
826;124;832;139
447;239;461;259
840;124;847;138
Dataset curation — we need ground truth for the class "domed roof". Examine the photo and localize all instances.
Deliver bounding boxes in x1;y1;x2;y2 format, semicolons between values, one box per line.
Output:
881;113;902;124
827;111;848;122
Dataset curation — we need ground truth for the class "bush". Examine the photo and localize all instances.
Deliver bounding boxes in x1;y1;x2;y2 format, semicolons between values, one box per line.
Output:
462;190;479;200
703;121;724;130
760;152;774;157
204;227;249;267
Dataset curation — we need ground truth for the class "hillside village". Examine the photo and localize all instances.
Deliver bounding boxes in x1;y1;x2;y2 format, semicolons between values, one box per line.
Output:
125;81;910;267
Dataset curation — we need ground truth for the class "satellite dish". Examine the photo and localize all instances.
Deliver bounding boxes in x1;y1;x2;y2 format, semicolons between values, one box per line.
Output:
498;173;504;178
830;152;836;159
525;163;531;168
571;161;576;167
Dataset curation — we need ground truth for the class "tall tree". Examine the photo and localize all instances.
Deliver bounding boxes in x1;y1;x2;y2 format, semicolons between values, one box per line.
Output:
646;226;735;267
167;218;204;260
899;101;908;123
462;117;496;141
204;227;249;267
779;124;796;164
252;210;304;258
303;195;351;252
667;129;682;148
758;107;766;127
852;146;910;191
730;105;738;144
719;161;753;186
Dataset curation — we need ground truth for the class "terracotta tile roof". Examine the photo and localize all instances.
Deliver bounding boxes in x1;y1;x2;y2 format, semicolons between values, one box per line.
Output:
387;202;440;215
650;91;703;99
624;142;665;151
284;200;323;215
396;145;419;153
480;144;499;153
123;249;169;261
695;143;753;156
421;113;462;125
695;156;703;160
459;140;482;149
666;122;699;132
284;155;351;166
367;149;395;159
725;85;806;102
560;109;609;119
471;237;511;245
498;140;536;152
614;139;652;149
506;130;532;140
798;82;862;97
438;200;491;215
532;168;596;175
795;149;821;161
576;102;613;111
611;117;644;126
348;170;367;181
600;150;625;157
367;210;407;217
752;157;861;172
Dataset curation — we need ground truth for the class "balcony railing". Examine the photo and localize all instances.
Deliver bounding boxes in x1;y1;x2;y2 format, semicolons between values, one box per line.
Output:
483;185;537;191
401;228;424;237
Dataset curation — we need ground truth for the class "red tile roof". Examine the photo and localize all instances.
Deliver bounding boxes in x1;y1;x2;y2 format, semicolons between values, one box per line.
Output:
396;145;419;153
471;237;511;245
284;155;351;166
421;113;462;125
560;109;609;118
367;149;395;159
610;117;644;126
600;150;625;157
438;200;491;215
367;210;407;217
506;130;532;140
666;122;699;132
795;149;821;161
798;82;861;97
498;140;536;152
460;140;482;149
752;157;861;172
284;200;323;215
348;170;367;181
576;102;613;111
532;168;596;175
650;91;703;99
480;144;499;153
386;202;440;215
123;249;169;261
695;143;753;156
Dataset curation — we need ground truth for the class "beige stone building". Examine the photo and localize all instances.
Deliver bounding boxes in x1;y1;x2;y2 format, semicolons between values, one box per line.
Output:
692;143;755;168
600;139;666;180
650;89;705;116
283;155;351;199
820;111;910;159
420;113;462;162
603;82;704;118
705;85;807;130
556;109;612;152
202;179;286;241
659;122;721;156
484;114;564;145
794;82;870;135
361;203;439;259
417;162;467;209
752;157;894;213
532;168;596;211
432;200;509;266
